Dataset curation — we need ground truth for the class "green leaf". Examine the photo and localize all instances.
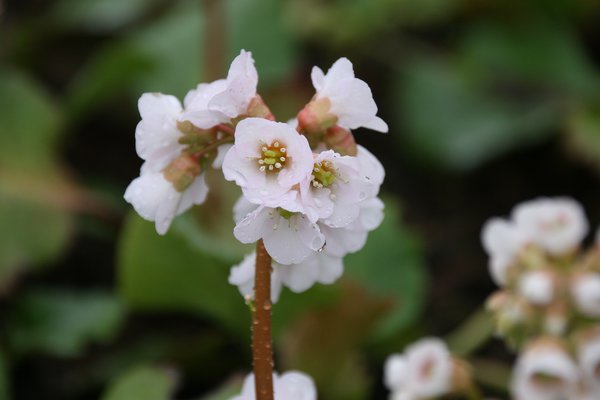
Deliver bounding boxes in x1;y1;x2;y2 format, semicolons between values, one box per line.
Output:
0;349;10;400
345;198;427;342
461;21;600;97
397;57;558;170
227;0;298;87
565;101;600;172
7;289;125;357
117;211;249;336
50;0;163;33
0;70;73;290
101;366;177;400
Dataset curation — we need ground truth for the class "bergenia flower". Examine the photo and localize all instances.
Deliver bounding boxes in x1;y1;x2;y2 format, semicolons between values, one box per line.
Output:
384;338;453;400
124;166;208;235
228;252;283;303
311;57;388;133
577;331;600;395
222;118;314;207
512;197;588;256
510;338;578;400
233;206;325;265
231;371;317;400
182;49;259;127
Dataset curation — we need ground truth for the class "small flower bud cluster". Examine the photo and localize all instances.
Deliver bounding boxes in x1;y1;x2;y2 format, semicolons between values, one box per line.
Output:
230;371;317;400
481;197;600;347
383;338;473;400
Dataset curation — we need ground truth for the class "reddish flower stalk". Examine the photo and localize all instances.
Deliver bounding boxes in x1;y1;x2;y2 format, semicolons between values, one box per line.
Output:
253;240;274;400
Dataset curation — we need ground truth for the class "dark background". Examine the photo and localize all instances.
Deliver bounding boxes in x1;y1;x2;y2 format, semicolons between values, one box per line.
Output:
1;0;600;399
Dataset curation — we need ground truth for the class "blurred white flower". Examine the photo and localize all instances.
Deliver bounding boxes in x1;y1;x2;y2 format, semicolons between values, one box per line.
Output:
571;272;600;318
311;57;388;132
384;338;453;400
512;197;588;256
518;270;555;306
511;338;578;400
228;252;283;303
182;49;258;127
222;118;313;207
231;371;317;400
481;217;529;286
578;333;600;396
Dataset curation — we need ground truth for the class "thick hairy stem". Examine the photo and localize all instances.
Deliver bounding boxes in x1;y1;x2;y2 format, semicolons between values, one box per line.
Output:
253;240;274;400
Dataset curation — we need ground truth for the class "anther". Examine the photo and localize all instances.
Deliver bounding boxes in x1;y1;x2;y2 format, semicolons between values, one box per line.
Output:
280;148;286;153
268;165;274;171
280;157;286;162
274;141;280;148
275;163;282;169
262;146;267;152
258;159;265;164
259;166;266;172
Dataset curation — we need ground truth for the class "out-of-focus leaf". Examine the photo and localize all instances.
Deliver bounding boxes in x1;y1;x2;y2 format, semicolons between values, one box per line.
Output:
0;350;10;400
50;0;163;33
117;212;249;336
227;0;298;87
0;70;73;291
7;289;124;357
101;366;177;400
279;283;390;400
471;358;511;392
565;101;600;172
198;377;243;400
461;21;600;97
345;198;427;342
397;58;558;170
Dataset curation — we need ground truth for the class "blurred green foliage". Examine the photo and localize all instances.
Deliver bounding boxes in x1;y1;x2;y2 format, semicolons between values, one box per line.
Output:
2;0;600;398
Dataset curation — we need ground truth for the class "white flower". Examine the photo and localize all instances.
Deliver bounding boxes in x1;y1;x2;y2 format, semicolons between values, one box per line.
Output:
385;338;453;400
356;145;385;197
233;206;325;265
511;338;578;400
571;272;600;318
311;57;388;132
577;333;600;395
481;218;529;286
512;197;588;256
222;118;313;207
228;252;283;303
231;371;317;400
124;168;208;235
299;150;371;226
182;49;258;127
518;270;555;306
134;93;186;172
384;354;408;393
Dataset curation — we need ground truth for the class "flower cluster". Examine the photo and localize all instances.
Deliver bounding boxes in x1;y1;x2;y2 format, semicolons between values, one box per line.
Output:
481;197;600;399
383;338;472;400
230;371;317;400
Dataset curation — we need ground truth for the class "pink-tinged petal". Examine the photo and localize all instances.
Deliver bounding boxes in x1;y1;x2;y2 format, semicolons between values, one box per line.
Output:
310;66;326;92
263;214;324;265
183;80;227;109
233;195;259;224
362;116;388;133
176;173;209;213
222;145;266;188
233;206;272;244
233;118;288;158
212;143;233;169
353;197;384;231
278;258;320;293
275;371;317;400
316;254;344;284
138;92;182;120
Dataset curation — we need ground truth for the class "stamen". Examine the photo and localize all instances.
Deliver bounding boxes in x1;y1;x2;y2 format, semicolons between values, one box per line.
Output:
258;159;265;164
275;163;282;169
280;157;286;162
280;148;286;153
262;146;268;152
274;141;279;148
259;166;266;172
268;165;274;170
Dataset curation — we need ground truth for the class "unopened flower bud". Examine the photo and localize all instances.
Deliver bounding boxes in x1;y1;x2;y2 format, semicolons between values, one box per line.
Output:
323;125;357;156
450;357;475;395
246;95;274;121
544;302;569;335
163;153;202;192
297;97;337;137
517;269;555;306
571;272;600;318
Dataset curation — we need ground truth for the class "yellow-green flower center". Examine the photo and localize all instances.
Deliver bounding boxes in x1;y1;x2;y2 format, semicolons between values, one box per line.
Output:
311;160;335;188
258;141;287;172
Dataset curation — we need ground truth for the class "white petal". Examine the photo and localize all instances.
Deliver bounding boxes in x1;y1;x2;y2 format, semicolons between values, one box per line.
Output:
263;214;324;265
138;92;182;120
212;143;233;169
275;371;317;400
233;206;272;244
572;273;600;317
176;173;209;213
384;354;408;391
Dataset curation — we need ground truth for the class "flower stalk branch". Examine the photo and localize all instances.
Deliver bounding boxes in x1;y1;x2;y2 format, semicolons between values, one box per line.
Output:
253;239;274;400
